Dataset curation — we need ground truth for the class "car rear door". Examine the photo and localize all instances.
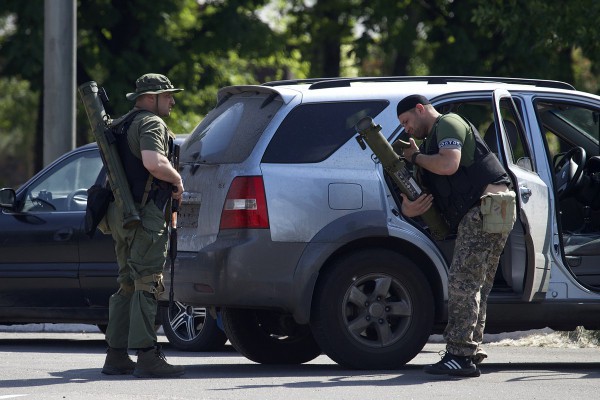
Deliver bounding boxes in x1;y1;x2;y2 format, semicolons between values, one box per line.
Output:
492;89;552;301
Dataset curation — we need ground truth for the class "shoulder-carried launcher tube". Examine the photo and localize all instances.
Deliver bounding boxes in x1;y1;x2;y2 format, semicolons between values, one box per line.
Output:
355;116;449;240
78;81;141;229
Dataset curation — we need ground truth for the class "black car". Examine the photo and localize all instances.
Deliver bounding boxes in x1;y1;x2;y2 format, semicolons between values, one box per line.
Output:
0;141;226;351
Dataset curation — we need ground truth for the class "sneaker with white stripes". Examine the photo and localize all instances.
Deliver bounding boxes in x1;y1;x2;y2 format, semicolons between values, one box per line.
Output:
424;351;481;377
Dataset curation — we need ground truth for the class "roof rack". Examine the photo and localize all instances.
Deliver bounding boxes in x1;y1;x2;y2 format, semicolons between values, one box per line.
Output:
262;76;575;91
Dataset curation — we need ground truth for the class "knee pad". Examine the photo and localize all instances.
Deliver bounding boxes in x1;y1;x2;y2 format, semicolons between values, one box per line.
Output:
117;282;135;297
134;273;165;300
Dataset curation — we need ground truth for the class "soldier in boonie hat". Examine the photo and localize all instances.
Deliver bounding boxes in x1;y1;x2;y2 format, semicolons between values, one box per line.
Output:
102;72;186;378
126;73;183;101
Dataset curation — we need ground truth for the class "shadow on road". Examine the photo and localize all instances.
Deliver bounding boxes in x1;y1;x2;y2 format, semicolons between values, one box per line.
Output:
1;336;599;391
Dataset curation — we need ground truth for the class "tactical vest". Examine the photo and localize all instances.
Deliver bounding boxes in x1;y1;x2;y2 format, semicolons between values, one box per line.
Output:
420;115;509;231
113;110;172;206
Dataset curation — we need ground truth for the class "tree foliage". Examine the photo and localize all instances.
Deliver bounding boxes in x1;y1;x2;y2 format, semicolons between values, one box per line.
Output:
470;0;600;91
0;0;598;186
0;78;38;186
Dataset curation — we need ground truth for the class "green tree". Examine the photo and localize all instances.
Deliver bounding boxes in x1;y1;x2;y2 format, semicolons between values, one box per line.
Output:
169;0;306;129
283;0;358;78
0;1;45;176
1;0;600;188
76;0;199;137
470;0;600;89
352;0;437;76
0;0;301;184
0;77;38;187
348;0;600;88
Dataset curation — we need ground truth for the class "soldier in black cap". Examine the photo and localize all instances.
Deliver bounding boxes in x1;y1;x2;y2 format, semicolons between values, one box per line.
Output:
397;94;516;377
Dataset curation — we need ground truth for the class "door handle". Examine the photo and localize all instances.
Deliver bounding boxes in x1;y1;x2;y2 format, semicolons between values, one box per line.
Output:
519;186;532;201
54;227;73;241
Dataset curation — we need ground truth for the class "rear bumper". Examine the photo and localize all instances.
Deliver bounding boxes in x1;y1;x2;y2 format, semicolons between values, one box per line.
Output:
162;229;306;311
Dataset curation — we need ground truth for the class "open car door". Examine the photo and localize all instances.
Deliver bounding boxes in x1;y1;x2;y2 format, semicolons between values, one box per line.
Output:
492;89;552;301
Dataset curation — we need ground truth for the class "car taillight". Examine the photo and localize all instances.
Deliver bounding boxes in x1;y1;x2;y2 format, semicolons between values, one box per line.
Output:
219;176;269;230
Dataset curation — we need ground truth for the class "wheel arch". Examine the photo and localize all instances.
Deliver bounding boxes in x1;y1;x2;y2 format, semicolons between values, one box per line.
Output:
291;219;448;325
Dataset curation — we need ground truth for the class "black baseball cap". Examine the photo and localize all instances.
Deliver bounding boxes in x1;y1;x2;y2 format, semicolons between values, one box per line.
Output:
396;94;430;116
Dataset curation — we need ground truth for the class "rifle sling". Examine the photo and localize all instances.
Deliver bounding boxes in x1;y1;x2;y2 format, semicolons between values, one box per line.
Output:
140;174;154;208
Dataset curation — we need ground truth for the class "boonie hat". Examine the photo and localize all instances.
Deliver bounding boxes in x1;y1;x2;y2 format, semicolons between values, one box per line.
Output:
126;73;183;101
396;94;430;116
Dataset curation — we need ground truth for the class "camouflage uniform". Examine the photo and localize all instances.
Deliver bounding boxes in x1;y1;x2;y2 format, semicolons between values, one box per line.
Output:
418;113;515;357
396;95;515;375
444;204;514;356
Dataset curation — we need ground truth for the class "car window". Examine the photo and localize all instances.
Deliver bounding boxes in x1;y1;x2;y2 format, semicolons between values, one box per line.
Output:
534;100;600;160
262;100;389;163
440;98;533;171
183;92;284;164
499;97;533;170
439;101;499;157
441;102;493;136
22;150;102;212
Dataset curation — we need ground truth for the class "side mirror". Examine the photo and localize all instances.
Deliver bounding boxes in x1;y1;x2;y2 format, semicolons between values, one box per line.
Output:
0;188;16;210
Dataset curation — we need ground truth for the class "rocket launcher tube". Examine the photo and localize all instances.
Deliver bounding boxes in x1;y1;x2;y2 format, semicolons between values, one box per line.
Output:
78;81;141;229
355;116;450;240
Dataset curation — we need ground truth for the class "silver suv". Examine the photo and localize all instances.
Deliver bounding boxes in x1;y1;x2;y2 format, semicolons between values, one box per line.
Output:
165;76;600;369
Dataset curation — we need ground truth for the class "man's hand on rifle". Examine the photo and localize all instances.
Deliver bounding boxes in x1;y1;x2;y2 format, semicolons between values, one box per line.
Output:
172;178;184;201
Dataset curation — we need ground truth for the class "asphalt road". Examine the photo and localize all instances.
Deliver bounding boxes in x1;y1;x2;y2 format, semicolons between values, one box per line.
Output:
0;331;598;400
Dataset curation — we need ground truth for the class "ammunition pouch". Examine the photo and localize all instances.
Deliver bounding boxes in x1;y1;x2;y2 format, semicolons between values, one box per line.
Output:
134;273;165;300
480;191;517;234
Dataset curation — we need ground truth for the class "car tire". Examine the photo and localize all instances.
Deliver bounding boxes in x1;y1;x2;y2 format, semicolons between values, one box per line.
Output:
159;302;227;352
221;307;322;364
310;248;434;369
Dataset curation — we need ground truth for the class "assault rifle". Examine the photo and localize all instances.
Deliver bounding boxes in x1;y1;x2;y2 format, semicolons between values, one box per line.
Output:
355;116;450;240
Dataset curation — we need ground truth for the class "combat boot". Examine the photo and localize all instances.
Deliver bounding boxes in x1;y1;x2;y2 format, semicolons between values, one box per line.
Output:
101;347;136;375
133;345;185;378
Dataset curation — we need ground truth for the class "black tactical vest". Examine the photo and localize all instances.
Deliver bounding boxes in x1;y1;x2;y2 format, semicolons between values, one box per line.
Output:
420;115;509;231
113;110;172;204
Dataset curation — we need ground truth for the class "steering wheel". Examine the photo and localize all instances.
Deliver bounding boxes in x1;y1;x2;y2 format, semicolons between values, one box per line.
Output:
66;188;89;211
554;146;586;199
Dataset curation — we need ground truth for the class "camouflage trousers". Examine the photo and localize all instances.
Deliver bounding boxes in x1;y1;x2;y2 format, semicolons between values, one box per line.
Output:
444;205;513;357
